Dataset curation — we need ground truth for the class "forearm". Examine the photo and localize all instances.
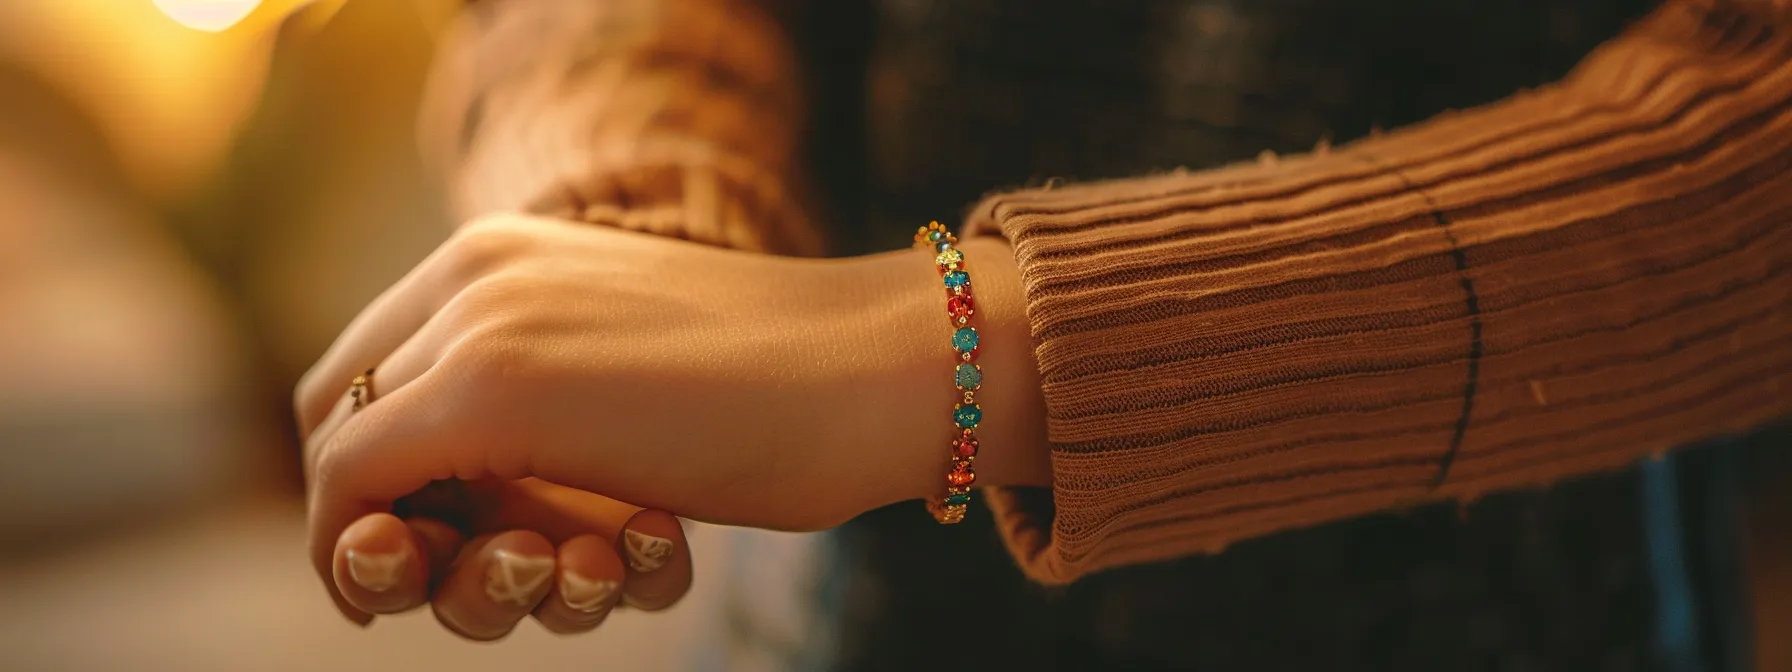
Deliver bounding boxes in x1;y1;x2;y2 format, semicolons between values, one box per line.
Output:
967;0;1792;583
419;0;821;254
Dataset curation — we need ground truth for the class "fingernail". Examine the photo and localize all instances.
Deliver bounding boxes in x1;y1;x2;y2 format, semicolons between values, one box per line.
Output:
485;549;554;607
559;571;621;613
345;549;408;592
623;529;674;573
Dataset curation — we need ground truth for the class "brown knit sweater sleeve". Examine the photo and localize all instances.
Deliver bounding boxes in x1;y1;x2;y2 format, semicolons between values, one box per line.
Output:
420;0;823;255
964;0;1792;585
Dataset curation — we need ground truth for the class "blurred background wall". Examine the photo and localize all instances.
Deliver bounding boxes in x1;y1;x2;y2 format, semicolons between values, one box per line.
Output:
0;2;766;668
0;0;452;542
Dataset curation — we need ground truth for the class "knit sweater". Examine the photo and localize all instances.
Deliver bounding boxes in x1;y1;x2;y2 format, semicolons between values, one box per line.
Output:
434;0;1792;586
964;0;1792;583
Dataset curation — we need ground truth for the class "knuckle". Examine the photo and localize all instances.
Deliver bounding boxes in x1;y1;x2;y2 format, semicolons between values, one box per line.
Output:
305;429;351;489
438;274;522;329
292;367;340;439
425;282;547;419
439;319;535;395
292;373;320;419
440;216;535;281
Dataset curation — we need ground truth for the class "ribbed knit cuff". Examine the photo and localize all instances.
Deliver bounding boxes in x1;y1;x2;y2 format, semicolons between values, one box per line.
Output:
963;0;1792;584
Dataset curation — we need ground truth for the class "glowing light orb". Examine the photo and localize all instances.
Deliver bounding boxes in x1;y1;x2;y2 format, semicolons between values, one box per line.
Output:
150;0;263;32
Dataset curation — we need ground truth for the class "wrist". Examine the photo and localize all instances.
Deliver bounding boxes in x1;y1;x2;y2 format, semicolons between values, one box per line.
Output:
816;236;1050;516
953;237;1051;492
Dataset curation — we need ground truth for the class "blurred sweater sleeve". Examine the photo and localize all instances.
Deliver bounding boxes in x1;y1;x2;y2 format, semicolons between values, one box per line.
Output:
963;0;1792;584
420;0;823;255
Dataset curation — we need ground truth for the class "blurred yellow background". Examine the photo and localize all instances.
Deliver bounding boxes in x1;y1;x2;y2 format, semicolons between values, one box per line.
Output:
0;0;450;537
0;2;795;668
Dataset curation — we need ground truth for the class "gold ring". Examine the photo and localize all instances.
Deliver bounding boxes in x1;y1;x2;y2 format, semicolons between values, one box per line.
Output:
349;368;375;411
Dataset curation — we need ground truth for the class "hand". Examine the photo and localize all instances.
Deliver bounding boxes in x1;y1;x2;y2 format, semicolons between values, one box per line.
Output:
295;214;1048;630
325;479;690;640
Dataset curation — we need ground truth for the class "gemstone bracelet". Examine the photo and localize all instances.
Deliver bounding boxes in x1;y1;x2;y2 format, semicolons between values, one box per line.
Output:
915;221;979;524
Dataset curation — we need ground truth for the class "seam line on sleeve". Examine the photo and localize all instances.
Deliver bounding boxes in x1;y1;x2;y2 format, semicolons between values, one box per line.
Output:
1358;153;1484;489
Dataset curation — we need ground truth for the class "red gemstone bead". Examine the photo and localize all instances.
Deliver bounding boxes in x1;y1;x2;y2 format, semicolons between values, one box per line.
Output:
946;295;974;318
948;468;976;487
954;438;979;458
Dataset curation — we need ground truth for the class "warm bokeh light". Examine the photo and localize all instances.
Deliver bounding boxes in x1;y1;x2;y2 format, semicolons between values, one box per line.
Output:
0;0;366;199
151;0;265;32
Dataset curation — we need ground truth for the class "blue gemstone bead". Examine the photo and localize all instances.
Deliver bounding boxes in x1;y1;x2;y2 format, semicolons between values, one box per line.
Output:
929;231;944;242
943;271;970;289
954;404;982;428
944;493;971;506
951;327;979;352
936;241;952;253
955;363;981;390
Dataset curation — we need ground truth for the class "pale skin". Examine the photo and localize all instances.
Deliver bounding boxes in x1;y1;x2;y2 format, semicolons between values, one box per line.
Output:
295;214;1052;638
